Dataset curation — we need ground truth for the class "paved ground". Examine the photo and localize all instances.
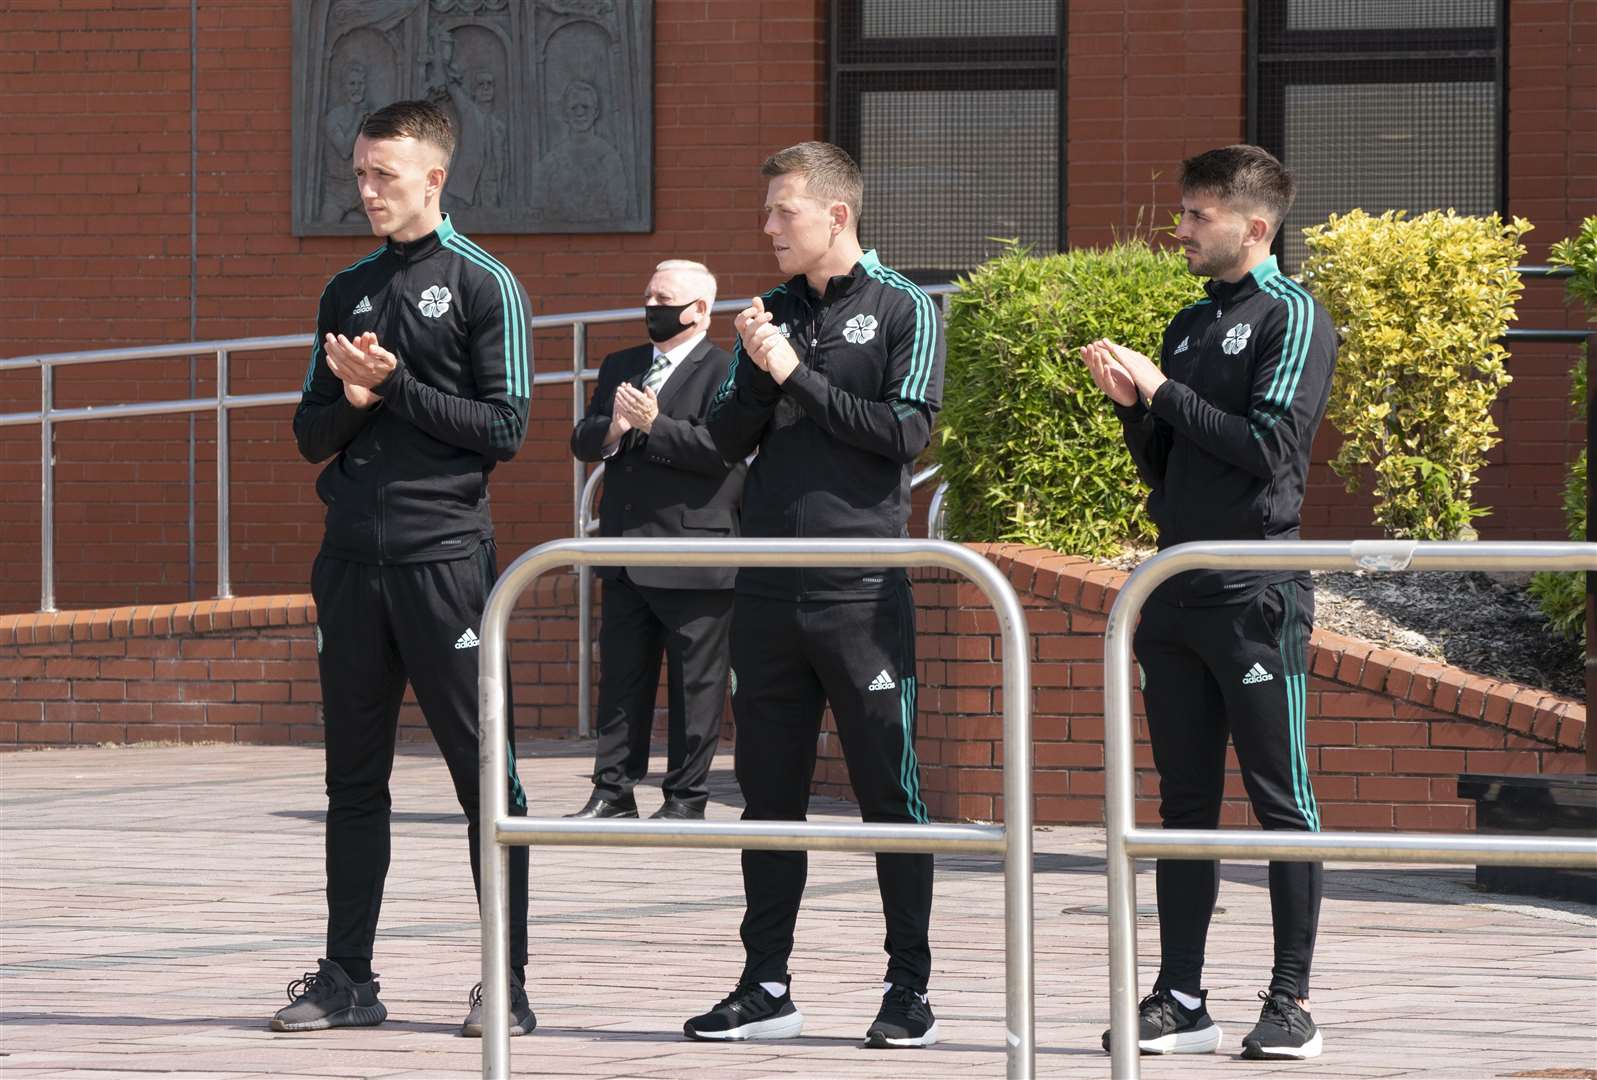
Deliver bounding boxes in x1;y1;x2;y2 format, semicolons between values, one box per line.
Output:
1;740;1593;1079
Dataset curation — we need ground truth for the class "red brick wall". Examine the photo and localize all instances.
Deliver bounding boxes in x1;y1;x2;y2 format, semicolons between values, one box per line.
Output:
0;0;826;610
2;547;1583;834
3;1;1587;614
0;571;586;746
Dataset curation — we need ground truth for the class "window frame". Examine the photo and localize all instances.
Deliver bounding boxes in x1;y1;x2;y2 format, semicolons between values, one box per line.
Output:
1246;0;1509;260
827;0;1068;282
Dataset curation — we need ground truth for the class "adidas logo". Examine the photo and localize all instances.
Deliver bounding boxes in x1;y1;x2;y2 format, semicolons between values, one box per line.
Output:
352;295;373;315
1173;335;1189;355
867;669;896;692
1242;662;1273;685
454;628;480;650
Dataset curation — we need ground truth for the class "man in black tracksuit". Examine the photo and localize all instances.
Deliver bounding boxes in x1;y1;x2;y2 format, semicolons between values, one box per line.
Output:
681;143;944;1050
1083;145;1337;1061
273;100;536;1039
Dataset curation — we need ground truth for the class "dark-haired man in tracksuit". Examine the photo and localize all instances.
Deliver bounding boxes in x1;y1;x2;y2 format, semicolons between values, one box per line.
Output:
1082;144;1338;1061
274;99;536;1040
681;141;945;1051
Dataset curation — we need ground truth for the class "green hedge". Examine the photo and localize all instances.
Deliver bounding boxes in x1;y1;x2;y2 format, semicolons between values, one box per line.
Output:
937;242;1202;557
1529;215;1595;644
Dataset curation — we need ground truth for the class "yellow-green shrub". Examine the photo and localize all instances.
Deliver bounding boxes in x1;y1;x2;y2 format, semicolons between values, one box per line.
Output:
937;241;1202;557
1301;209;1531;539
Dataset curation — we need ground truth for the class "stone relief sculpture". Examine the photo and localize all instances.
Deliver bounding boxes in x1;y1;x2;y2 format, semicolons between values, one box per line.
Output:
320;62;370;223
530;80;628;221
291;0;652;234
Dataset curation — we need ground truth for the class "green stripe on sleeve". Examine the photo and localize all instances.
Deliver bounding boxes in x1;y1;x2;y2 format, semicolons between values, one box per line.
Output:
444;233;529;400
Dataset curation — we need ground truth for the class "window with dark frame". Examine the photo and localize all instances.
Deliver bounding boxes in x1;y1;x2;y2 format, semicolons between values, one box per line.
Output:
1249;0;1505;272
829;0;1065;283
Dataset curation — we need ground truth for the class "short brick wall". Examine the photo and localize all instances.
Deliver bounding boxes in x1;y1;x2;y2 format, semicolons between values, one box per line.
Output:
0;573;587;747
2;545;1584;831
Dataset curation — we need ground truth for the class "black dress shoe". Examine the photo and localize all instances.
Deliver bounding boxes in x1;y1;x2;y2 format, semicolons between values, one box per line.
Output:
565;794;638;819
649;799;705;820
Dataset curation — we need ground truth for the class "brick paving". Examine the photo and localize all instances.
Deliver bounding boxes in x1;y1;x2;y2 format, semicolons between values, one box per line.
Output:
1;740;1593;1079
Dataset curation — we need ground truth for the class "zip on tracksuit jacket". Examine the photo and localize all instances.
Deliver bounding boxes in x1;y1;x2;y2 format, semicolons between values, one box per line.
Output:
707;249;944;600
293;215;532;563
1116;255;1337;604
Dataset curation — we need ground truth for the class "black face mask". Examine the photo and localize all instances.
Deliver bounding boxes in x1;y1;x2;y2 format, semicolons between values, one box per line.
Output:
645;301;696;344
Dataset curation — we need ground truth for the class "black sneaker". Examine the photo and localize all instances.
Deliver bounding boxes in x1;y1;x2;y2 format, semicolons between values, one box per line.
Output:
1241;990;1321;1060
460;972;537;1038
864;984;938;1048
683;980;804;1041
271;958;387;1032
1100;989;1222;1055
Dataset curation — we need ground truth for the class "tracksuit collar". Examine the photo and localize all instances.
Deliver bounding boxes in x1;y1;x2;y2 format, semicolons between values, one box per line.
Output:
793;248;879;303
386;214;454;262
1203;254;1280;305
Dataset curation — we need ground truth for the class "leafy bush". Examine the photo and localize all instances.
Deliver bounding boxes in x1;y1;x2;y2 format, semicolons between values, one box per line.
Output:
1529;215;1595;643
937;241;1202;557
1301;209;1531;539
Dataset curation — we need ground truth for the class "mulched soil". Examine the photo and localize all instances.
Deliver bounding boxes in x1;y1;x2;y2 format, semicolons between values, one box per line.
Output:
1312;570;1583;701
1103;549;1584;701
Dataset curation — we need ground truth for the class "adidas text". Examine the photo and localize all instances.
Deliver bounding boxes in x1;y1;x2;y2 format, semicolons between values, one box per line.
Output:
1242;662;1273;685
352;295;373;315
455;628;480;650
867;669;896;692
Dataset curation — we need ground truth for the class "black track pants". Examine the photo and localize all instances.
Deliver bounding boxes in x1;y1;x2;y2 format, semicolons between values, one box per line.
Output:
312;541;530;967
1135;579;1322;1000
731;581;933;992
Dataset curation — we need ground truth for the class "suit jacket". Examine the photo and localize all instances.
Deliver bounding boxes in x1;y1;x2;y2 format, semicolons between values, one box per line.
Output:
571;338;746;590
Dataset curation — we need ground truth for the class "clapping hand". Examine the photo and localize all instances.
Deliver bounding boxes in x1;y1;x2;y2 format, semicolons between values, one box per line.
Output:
734;295;799;384
1079;338;1163;407
613;382;659;434
324;331;397;408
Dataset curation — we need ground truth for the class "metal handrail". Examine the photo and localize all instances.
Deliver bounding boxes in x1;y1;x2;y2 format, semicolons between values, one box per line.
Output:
1;286;957;614
571;459;945;736
476;536;1035;1078
1102;539;1597;1079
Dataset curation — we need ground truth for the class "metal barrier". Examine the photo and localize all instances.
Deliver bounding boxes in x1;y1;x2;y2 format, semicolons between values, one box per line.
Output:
1102;539;1597;1079
571;460;944;736
929;479;949;540
477;536;1035;1079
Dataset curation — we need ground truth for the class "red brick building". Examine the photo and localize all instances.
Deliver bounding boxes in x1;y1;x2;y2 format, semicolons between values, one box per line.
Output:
2;0;1591;612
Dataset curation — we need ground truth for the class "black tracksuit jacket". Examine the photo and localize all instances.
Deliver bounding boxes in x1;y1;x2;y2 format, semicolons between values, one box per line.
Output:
1116;255;1337;604
706;249;944;600
293;216;532;563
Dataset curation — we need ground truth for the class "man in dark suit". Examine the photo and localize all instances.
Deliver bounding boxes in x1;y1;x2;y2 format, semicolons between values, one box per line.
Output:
568;260;745;821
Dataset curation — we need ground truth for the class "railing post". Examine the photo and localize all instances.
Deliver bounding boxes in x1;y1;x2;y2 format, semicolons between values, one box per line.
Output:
1103;540;1597;1080
576;554;594;738
479;538;1036;1080
1103;575;1141;1079
571;323;587;541
215;349;232;599
576;462;604;739
39;364;55;613
571;322;591;736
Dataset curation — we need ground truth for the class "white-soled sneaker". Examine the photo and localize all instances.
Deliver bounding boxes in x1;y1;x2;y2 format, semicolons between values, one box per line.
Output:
1101;988;1223;1055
